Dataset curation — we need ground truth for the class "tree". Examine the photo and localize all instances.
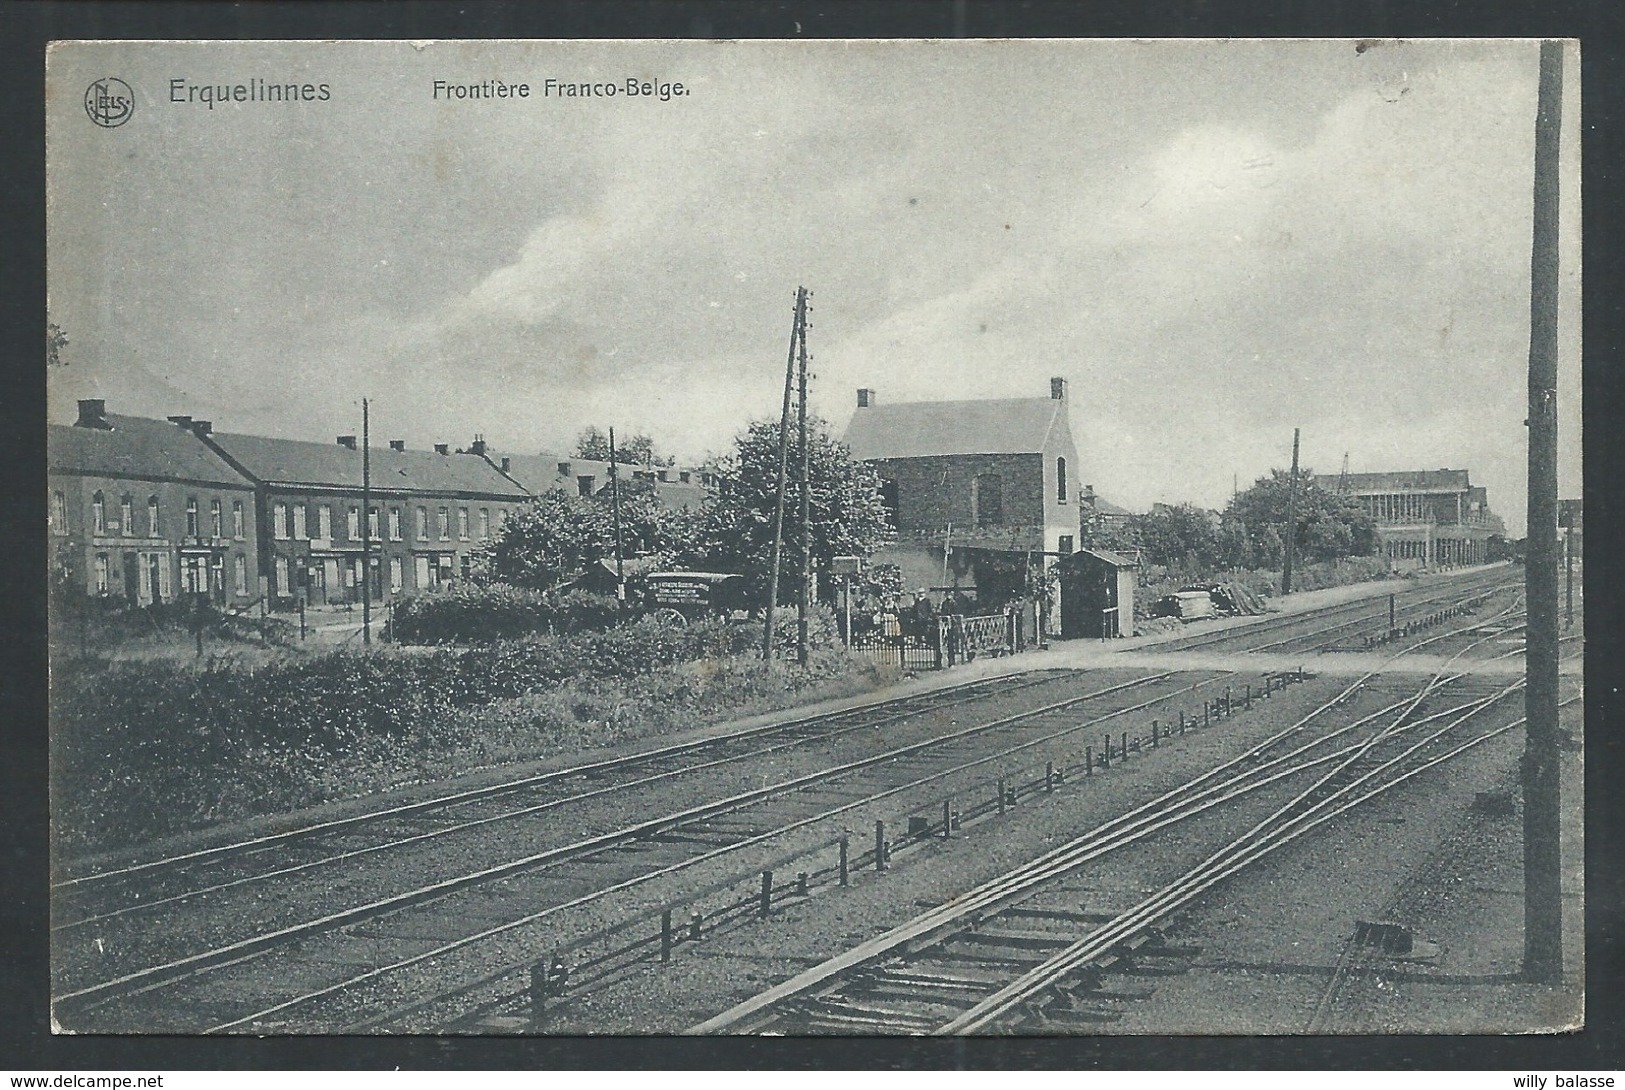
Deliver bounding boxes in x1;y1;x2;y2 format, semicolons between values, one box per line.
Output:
1129;504;1219;569
48;322;69;368
472;478;700;591
574;426;672;467
1226;468;1377;567
692;417;892;605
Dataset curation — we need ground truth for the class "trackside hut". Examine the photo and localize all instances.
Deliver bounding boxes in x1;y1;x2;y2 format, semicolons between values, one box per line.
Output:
48;401;260;607
198;430;529;608
842;378;1083;627
1057;547;1138;639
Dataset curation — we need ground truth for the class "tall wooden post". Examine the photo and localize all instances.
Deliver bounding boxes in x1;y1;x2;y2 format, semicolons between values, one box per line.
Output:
1282;427;1300;595
361;398;372;645
762;289;805;661
609;427;625;610
797;290;812;668
1522;38;1565;985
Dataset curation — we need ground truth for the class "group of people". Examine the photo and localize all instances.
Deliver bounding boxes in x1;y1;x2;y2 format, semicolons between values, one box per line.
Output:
872;588;976;643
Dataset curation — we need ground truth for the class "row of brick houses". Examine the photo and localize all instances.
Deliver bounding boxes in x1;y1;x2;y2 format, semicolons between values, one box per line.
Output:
48;400;712;610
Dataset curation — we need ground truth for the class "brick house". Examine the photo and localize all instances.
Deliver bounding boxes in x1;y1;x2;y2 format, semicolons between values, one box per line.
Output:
842;378;1083;625
489;448;713;512
195;429;530;608
48;400;259;606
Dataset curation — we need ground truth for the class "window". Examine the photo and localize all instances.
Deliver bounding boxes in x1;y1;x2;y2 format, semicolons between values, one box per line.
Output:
1058;534;1075;556
497;507;508;529
437;507;450;540
148;496;161;536
368;507;380;540
51;490;67;535
389;507;403;541
458;507;470;540
347;506;360;540
92;491;106;535
94;553;109;594
1056;457;1068;503
274;556;290;595
479;508;491;539
121;494;134;536
879;480;900;528
232;500;245;540
389;557;404;593
317;504;332;541
416;506;430;540
292;503;308;540
272;502;289;540
973;474;1003;528
186;497;199;538
211;498;223;539
577;475;594;497
234;555;247;595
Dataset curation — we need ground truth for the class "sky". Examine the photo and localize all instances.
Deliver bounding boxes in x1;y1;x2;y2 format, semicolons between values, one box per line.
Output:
47;39;1581;535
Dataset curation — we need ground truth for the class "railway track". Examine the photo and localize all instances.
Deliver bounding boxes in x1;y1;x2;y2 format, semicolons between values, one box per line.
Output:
687;609;1547;1034
50;572;1529;1033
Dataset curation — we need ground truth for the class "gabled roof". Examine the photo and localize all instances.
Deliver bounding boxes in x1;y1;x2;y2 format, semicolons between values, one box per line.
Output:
1064;547;1139;569
1342;469;1471;494
48;416;255;489
206;431;528;499
843;397;1066;460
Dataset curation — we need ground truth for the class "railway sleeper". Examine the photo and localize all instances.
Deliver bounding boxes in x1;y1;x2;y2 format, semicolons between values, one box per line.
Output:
953;927;1077;951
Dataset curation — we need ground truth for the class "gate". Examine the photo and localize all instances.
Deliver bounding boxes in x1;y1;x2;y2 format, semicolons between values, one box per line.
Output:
847;612;1018;671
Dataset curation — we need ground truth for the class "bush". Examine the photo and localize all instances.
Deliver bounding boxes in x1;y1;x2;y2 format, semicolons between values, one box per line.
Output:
391;585;622;643
51;615;775;853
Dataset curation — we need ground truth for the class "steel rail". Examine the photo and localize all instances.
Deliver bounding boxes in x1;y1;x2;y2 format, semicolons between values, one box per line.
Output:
55;670;1193;1018
940;687;1549;1033
189;669;1237;1034
686;602;1527;1033
54;671;1078;933
54;669;1066;891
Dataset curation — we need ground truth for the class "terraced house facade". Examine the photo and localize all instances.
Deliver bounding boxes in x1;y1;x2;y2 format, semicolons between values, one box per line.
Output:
195;429;531;608
48;401;260;606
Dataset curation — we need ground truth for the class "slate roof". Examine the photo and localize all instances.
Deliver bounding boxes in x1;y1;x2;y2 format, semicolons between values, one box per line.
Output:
205;431;529;499
843;398;1065;460
1341;469;1472;494
48;416;255;489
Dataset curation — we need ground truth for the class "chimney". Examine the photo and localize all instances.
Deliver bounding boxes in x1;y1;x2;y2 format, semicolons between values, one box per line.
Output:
434;443;450;456
190;420;212;437
337;435;357;450
388;439;405;452
679;470;691;484
500;457;511;473
1050;377;1067;401
469;435;487;457
857;388;875;408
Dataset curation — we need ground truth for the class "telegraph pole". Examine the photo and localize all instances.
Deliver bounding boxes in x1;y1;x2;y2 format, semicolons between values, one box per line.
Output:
361;398;372;645
797;290;813;668
762;288;805;661
610;426;625;609
1282;427;1300;595
1522;38;1564;985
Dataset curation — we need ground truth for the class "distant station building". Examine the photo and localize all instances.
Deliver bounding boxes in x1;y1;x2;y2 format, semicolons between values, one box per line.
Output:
1339;468;1505;569
48;400;260;606
842;378;1084;628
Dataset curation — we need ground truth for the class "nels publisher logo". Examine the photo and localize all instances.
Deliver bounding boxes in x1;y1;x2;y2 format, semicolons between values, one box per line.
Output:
84;77;134;127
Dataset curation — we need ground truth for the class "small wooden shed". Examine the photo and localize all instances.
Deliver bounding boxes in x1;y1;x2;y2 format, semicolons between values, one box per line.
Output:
1057;547;1138;639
